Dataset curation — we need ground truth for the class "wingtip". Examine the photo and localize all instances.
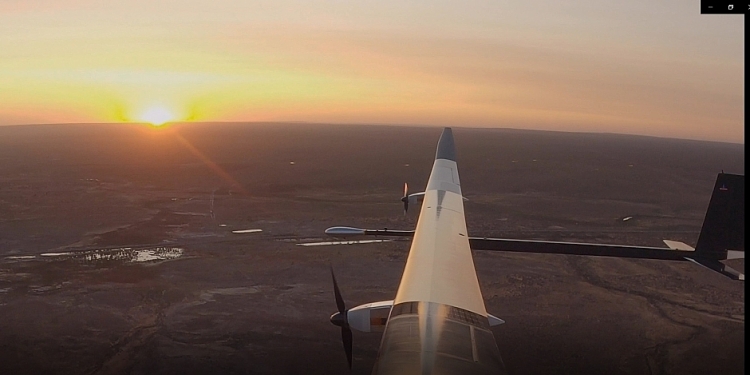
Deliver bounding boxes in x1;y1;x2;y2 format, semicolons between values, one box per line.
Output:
435;127;456;161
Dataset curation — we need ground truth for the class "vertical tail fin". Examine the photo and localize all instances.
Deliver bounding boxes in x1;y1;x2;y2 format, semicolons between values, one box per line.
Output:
694;173;744;260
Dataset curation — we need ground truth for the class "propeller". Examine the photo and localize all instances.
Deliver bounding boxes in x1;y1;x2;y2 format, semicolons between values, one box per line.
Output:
329;267;353;369
401;182;409;215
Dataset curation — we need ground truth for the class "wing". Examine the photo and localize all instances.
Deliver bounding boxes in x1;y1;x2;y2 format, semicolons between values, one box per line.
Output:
468;237;691;260
469;172;744;280
325;174;744;280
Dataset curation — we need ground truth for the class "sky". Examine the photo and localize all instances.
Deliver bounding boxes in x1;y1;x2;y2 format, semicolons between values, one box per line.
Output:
0;0;744;142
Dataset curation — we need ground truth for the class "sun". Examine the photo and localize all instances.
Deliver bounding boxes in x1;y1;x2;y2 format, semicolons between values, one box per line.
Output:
138;106;176;126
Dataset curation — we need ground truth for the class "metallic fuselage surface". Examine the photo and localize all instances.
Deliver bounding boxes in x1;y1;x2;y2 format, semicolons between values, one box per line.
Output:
372;128;506;374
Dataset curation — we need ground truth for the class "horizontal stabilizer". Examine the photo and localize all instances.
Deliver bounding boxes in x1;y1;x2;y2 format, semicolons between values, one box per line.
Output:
726;250;744;260
685;257;745;281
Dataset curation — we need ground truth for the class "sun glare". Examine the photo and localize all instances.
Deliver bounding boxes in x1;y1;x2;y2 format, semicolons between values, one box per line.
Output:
139;106;175;126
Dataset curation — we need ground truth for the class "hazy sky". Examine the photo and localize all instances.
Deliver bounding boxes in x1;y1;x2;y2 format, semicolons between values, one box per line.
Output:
0;1;744;142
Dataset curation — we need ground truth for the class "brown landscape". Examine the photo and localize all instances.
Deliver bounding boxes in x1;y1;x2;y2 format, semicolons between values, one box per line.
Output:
0;123;744;375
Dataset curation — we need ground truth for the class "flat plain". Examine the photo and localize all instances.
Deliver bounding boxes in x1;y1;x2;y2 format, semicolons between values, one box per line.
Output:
0;123;744;375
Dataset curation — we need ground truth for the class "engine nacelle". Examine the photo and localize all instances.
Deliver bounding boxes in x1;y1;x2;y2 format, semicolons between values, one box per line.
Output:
407;192;425;206
324;226;366;236
346;300;393;332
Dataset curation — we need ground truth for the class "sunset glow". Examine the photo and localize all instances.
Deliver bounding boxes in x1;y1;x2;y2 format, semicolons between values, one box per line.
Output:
0;1;743;142
138;106;176;126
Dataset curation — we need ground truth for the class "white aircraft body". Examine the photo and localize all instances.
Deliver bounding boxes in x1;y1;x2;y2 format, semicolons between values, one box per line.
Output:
327;128;744;374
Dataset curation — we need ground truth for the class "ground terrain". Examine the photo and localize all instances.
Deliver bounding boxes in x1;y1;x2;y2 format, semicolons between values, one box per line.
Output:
0;123;744;375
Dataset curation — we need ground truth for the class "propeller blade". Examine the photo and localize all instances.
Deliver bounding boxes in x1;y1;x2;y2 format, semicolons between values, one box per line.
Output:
342;326;353;369
330;266;354;369
330;267;346;314
402;182;409;215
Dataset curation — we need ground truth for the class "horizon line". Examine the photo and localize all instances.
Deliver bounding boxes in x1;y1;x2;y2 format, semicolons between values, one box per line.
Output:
0;121;744;146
